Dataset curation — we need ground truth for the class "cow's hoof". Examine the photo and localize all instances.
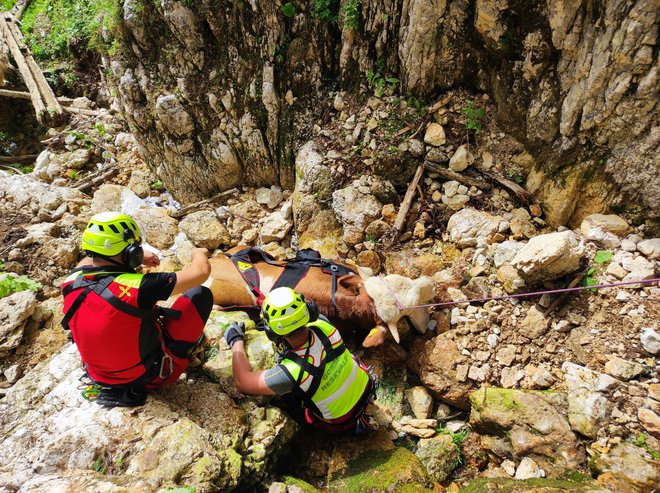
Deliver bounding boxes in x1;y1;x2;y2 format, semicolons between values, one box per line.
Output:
362;326;388;347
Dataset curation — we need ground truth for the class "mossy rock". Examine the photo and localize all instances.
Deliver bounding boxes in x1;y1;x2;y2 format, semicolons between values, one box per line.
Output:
459;476;608;493
328;447;429;492
281;476;322;493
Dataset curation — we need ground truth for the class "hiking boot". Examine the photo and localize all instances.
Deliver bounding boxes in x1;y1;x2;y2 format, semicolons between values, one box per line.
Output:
95;385;147;408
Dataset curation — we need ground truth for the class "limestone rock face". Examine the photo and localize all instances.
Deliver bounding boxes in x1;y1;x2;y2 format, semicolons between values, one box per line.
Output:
0;344;295;492
106;0;659;233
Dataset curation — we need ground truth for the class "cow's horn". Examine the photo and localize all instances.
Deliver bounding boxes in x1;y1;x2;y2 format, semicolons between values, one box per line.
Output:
388;322;400;343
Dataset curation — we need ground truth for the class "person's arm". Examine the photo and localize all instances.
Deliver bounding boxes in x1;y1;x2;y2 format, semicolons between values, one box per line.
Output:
231;341;275;395
172;248;211;295
142;249;160;268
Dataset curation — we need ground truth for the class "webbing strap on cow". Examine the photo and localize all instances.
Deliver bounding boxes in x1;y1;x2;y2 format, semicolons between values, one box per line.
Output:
227;247;355;309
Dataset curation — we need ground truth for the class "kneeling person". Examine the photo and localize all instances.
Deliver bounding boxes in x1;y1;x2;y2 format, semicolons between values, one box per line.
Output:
62;211;213;407
225;287;377;433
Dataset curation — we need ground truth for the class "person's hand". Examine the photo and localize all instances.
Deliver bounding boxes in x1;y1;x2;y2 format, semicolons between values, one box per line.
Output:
142;249;161;268
191;247;209;259
224;321;245;349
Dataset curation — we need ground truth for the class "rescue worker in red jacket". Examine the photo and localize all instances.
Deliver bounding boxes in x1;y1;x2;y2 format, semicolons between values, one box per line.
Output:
224;287;378;433
62;211;212;407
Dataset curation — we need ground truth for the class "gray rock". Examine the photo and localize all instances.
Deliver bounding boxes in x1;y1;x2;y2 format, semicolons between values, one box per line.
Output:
4;364;21;384
515;457;545;479
580;214;630;237
127;169;154;198
447;208;504;247
621;256;656;286
0;290;37;352
519;305;549;339
179;210;230;250
640;327;660;355
332;176;386;246
260;210;293;243
414;434;459;482
255;186;284;209
512;231;584;283
408;139;425;157
405;386;434;419
637;238;660;258
604;355;645;381
562;362;619;438
589;442;659;492
448;144;474;172
423;123;446;147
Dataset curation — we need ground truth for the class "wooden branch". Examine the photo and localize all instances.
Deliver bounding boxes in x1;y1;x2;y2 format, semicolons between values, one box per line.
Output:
74;165;118;192
424;161;492;190
390;163;425;242
478;168;534;205
63;105;100;116
0;153;38;163
543;269;590;317
171;188;240;218
0;88;77;107
11;0;31;20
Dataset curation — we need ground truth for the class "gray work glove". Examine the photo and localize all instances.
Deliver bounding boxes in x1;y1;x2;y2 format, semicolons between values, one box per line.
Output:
224;321;245;349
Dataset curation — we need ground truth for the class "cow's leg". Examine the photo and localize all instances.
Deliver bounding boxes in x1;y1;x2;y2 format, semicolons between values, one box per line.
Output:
362;325;389;347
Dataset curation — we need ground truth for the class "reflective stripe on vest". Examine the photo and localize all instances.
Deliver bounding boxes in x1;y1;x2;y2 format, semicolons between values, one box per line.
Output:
281;319;369;420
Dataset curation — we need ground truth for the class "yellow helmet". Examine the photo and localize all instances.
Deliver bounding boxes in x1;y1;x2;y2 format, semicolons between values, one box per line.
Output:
81;211;142;257
261;287;310;336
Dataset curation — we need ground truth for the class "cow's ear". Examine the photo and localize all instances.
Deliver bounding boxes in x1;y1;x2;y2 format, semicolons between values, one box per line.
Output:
338;275;362;295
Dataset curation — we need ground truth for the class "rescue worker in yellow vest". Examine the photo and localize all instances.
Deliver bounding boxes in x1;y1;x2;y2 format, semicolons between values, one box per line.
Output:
224;287;378;433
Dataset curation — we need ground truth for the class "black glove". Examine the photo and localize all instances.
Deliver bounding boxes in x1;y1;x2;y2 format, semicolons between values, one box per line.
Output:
224;321;245;348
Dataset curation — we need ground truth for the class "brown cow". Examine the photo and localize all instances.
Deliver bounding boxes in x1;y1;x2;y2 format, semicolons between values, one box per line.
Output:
206;246;436;347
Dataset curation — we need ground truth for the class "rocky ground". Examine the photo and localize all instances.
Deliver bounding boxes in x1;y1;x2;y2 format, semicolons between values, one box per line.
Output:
0;92;658;493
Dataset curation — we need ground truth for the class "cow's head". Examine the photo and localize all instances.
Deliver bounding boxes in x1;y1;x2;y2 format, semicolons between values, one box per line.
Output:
362;274;436;344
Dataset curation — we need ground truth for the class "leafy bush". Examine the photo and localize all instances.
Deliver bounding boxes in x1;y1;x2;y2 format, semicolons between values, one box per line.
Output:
366;60;399;97
464;101;485;133
0;275;41;298
313;0;339;22
20;0;122;61
281;2;296;17
341;0;360;30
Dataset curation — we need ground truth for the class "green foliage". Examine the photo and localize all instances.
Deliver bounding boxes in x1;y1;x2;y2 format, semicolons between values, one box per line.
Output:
150;178;164;190
0;275;41;298
0;0;17;10
593;250;612;264
20;0;123;61
281;2;296;17
180;0;194;7
92;456;106;474
464;101;486;133
313;0;339;23
436;425;470;468
165;488;196;493
0;260;5;272
366;60;399;97
506;170;525;185
628;432;660;459
341;0;360;30
65;169;80;180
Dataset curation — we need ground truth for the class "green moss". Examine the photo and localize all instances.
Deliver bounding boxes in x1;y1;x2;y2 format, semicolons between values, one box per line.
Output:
459;476;602;493
329;447;429;492
0;0;17;10
470;387;518;413
281;476;321;493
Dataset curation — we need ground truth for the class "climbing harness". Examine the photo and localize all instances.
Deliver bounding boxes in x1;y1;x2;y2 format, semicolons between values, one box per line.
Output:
227;247;356;310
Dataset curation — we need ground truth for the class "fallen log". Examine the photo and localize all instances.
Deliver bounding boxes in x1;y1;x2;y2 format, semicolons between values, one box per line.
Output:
171;188;240;218
11;0;31;20
74;165;118;192
390;163;425;243
424;161;492;190
477;168;534;205
0;154;38;163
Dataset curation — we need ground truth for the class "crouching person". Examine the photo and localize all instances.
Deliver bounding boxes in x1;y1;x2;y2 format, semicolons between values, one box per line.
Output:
225;287;378;434
62;211;213;407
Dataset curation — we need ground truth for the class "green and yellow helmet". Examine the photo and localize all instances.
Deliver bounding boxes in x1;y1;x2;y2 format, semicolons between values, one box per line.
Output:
261;287;310;336
81;211;142;256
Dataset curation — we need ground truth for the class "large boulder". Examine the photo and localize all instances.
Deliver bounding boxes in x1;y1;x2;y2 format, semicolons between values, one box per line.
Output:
414;434;460;483
408;335;474;409
179;210;231;250
512;231;584;283
469;386;584;475
0;344;295;492
562;362;620;439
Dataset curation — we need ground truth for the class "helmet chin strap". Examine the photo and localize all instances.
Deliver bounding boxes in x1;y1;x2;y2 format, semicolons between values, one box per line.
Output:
96;253;131;270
